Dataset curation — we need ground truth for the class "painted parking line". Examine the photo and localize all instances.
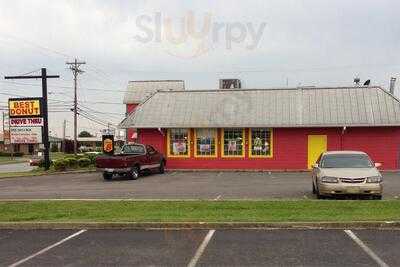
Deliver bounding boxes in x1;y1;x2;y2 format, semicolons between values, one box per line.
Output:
187;230;215;267
214;195;222;200
344;230;389;267
8;229;86;267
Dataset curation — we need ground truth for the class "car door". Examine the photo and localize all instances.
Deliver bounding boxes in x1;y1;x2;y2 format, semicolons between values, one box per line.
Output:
146;145;160;168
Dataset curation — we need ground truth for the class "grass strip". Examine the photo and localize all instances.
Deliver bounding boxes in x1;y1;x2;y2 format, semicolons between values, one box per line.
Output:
0;200;399;223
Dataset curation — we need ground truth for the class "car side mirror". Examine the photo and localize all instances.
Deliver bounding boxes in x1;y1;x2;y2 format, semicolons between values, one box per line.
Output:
312;163;319;168
374;162;382;168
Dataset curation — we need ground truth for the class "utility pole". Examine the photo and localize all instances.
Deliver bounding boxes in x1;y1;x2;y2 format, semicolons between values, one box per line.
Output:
66;59;85;155
62;119;66;152
4;68;60;170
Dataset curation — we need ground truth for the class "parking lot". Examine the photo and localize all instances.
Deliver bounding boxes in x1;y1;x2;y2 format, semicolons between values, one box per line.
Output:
0;229;398;266
0;171;399;200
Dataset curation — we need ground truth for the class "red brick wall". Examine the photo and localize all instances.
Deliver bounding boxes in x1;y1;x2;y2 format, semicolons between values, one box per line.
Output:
137;127;400;170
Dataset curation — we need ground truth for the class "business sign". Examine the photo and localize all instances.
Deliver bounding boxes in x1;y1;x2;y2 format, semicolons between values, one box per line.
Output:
3;130;10;145
10;117;44;127
10;127;42;144
8;98;43;118
102;135;114;155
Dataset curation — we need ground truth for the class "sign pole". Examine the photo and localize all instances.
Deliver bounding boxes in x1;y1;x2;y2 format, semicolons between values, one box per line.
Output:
4;68;59;170
41;68;50;170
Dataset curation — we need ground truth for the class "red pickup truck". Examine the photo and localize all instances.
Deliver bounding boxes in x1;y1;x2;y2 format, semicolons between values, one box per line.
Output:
96;143;166;180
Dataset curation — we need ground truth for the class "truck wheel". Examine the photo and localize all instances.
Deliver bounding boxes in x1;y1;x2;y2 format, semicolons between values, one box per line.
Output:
159;161;165;174
127;166;139;180
103;172;113;181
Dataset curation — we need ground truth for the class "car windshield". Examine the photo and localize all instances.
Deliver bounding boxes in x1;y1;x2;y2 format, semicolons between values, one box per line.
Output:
320;154;373;168
121;145;145;154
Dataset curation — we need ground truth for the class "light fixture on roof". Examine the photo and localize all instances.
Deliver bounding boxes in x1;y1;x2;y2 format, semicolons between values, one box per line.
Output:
353;76;360;86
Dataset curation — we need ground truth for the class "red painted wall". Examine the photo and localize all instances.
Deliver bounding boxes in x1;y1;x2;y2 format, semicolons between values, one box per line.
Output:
126;104;139;143
136;127;400;170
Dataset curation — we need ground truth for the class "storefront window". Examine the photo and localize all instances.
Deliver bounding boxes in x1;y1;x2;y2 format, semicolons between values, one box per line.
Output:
250;128;272;157
168;128;190;157
222;128;244;157
195;129;217;157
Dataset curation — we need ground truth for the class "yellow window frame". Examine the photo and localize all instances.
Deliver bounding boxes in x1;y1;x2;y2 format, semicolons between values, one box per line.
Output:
248;128;273;158
221;128;245;158
167;129;191;158
194;129;218;158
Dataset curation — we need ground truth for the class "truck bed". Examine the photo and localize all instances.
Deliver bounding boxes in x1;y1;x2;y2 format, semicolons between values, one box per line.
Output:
95;154;141;169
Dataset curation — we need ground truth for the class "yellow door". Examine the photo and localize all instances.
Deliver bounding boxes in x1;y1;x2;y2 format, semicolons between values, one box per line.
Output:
307;135;327;169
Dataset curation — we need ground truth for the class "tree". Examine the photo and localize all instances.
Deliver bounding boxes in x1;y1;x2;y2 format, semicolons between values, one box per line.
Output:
78;131;93;138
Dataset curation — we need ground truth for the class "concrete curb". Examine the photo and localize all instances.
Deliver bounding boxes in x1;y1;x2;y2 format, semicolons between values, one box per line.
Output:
0;221;399;230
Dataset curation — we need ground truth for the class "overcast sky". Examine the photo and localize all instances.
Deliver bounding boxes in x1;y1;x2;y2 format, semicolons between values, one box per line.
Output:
1;0;399;137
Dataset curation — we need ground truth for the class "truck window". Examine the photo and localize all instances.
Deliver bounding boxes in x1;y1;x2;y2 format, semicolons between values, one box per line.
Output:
146;145;156;155
122;145;145;154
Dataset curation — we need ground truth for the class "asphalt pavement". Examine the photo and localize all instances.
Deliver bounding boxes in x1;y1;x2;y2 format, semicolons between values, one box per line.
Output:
0;162;33;173
0;229;399;266
0;171;399;199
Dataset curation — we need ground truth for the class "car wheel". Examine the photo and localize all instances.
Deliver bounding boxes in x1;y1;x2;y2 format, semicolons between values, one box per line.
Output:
127;166;140;180
373;195;382;200
103;172;113;181
316;186;324;199
312;182;317;194
159;161;165;174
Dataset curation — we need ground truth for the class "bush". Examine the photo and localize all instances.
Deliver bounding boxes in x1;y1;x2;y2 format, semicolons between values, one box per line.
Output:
51;143;59;152
0;152;24;157
78;158;91;167
64;157;78;168
38;159;53;168
85;153;98;164
53;160;67;171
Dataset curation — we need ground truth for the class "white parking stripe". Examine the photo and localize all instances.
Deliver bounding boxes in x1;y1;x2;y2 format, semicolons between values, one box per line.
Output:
344;230;389;267
8;229;87;267
187;230;215;267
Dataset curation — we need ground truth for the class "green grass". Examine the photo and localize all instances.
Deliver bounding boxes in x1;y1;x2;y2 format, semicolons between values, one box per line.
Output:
0;156;29;165
0;170;46;179
50;152;69;160
0;200;399;223
0;167;95;179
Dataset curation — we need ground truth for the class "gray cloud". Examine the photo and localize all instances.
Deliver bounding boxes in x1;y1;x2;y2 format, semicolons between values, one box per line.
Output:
0;0;399;137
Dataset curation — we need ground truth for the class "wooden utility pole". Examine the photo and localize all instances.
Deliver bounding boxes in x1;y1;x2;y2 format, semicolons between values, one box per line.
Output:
62;119;66;152
4;68;59;170
66;59;85;155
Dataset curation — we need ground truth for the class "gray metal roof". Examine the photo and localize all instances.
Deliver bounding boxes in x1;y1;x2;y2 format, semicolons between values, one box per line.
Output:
120;86;400;128
123;80;185;104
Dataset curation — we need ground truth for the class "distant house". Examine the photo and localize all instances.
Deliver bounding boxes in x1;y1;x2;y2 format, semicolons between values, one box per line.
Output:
121;86;400;170
49;136;63;151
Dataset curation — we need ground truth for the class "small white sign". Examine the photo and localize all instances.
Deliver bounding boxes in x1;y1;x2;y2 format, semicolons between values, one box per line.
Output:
10;117;44;127
10;127;42;144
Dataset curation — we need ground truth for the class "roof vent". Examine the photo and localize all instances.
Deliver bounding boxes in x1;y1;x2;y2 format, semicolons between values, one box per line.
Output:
219;79;241;89
389;77;396;95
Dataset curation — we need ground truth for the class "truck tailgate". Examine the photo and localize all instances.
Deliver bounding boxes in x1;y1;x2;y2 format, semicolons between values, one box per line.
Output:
96;155;130;168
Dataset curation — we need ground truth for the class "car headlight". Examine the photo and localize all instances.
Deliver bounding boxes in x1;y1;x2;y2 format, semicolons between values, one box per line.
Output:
366;176;382;183
320;176;339;183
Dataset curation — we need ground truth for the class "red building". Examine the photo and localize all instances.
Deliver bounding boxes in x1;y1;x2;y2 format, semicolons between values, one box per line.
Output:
121;83;400;171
